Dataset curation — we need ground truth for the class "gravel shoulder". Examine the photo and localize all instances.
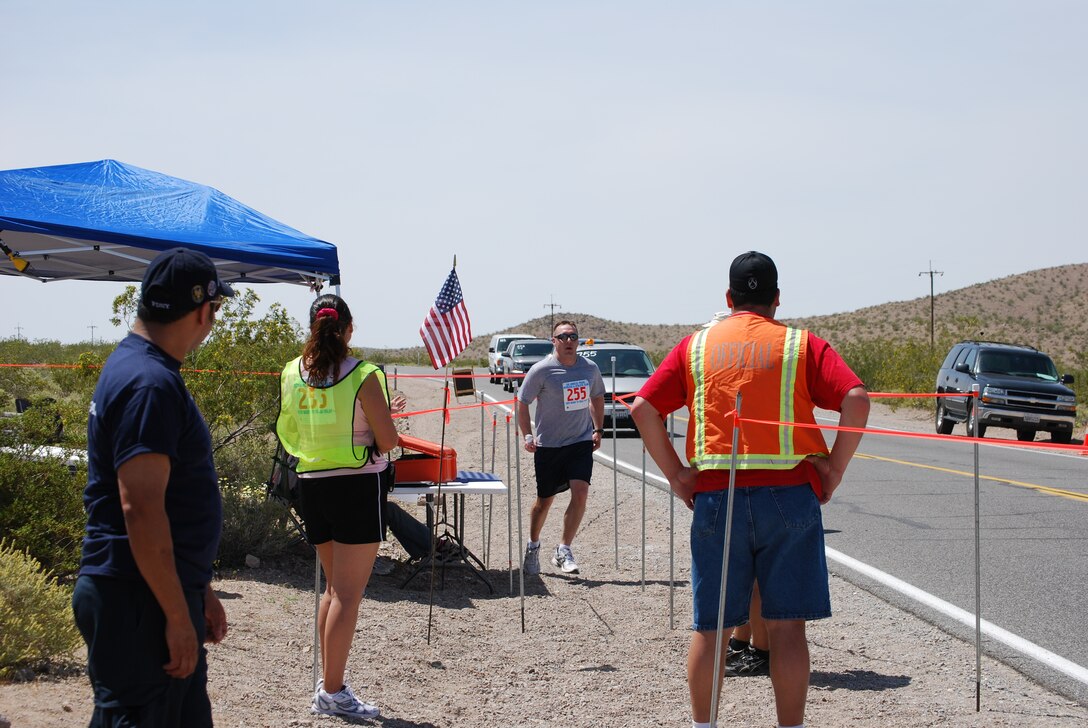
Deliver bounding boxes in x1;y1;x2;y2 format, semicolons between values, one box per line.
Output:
2;378;1086;727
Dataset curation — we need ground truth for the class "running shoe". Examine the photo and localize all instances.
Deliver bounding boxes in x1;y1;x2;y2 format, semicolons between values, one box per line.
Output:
725;647;770;677
551;545;579;574
311;683;380;719
724;639;748;672
523;542;541;575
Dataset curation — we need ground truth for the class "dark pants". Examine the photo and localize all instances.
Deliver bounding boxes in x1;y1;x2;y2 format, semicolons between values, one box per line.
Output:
72;576;211;728
385;500;432;560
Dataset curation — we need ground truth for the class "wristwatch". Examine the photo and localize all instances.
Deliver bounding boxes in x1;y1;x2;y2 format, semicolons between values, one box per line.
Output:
593;428;604;434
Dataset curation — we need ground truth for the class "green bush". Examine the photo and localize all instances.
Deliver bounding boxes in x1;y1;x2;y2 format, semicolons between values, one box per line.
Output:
837;339;946;410
0;453;86;576
0;538;82;679
217;479;302;568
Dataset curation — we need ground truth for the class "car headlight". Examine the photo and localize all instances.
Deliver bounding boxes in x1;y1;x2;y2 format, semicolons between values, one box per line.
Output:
981;386;1006;405
1058;395;1076;403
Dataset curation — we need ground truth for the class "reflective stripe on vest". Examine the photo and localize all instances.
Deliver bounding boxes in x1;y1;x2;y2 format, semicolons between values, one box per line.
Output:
686;316;827;470
275;357;386;473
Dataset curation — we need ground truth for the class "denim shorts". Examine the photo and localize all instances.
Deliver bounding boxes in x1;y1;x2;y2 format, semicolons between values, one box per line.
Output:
690;484;831;632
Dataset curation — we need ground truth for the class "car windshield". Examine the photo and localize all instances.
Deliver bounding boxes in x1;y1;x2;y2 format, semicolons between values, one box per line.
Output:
512;342;552;356
578;349;653;376
498;337;527;351
977;351;1059;381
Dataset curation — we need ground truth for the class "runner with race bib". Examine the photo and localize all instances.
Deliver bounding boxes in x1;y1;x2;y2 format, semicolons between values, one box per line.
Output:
516;320;605;576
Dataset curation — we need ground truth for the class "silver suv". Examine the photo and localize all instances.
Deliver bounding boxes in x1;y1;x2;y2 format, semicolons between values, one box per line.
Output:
576;342;655;430
935;340;1076;443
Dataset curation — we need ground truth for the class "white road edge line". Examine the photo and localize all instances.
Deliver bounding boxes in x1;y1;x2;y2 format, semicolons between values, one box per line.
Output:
827;547;1088;687
489;391;1088;685
597;450;1088;688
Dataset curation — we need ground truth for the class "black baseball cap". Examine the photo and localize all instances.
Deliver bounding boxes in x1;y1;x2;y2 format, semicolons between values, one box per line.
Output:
728;251;778;303
140;247;235;314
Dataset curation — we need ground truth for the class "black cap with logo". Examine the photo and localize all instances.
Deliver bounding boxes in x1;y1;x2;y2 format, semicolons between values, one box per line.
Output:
140;247;236;314
728;251;778;304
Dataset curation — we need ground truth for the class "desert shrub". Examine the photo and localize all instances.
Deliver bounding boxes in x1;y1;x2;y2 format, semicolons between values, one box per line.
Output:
837;339;945;409
0;538;82;679
0;453;86;576
216;479;302;568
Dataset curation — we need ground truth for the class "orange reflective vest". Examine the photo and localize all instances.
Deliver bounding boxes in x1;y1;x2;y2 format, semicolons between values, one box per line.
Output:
684;314;829;470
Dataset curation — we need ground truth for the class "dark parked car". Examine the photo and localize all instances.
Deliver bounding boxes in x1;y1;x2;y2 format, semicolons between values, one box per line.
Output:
935;341;1076;443
501;339;554;391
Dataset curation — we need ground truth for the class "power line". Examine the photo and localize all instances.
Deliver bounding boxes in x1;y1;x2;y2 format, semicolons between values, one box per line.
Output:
543;295;562;333
918;261;944;349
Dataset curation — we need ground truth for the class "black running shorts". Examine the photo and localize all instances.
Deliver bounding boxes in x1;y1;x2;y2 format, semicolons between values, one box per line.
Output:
298;468;389;545
533;440;594;499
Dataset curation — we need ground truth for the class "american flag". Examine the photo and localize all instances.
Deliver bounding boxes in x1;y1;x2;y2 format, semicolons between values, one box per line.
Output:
419;268;472;369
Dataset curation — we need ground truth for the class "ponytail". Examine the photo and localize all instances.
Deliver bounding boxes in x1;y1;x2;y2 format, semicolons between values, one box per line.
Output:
302;294;353;385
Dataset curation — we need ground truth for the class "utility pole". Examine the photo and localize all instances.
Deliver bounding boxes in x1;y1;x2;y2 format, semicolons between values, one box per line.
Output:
918;261;943;350
88;324;97;345
14;324;23;339
543;295;562;334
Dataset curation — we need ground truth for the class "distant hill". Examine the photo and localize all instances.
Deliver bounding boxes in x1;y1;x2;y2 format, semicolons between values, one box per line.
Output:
787;263;1088;367
370;264;1088;369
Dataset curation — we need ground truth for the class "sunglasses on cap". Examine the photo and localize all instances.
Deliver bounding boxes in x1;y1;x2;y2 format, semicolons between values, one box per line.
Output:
553;333;578;342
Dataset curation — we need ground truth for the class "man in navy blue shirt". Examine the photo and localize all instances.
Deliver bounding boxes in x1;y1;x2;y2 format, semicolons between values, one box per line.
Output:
73;247;234;728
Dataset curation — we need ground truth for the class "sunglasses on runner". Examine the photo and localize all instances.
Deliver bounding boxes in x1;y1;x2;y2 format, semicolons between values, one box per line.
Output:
553;333;578;342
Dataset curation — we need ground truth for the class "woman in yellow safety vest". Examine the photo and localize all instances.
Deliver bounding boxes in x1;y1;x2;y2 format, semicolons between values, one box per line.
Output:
275;294;398;720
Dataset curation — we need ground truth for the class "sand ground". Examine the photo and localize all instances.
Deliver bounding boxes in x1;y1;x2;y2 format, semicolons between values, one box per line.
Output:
1;375;1086;727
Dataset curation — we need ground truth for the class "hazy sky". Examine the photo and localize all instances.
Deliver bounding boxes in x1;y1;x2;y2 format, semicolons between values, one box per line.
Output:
2;1;1085;347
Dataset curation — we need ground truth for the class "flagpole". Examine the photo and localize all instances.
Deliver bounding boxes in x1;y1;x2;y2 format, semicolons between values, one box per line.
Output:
426;370;452;645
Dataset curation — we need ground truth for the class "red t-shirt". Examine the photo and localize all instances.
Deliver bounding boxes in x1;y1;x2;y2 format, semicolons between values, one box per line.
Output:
636;313;863;494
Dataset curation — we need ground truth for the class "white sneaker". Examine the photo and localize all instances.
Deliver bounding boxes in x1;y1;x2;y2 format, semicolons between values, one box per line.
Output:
311;683;379;719
551;545;579;574
523;543;541;575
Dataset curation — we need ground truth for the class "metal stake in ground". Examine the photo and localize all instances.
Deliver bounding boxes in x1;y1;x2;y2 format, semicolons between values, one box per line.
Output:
709;393;742;728
515;382;526;632
611;356;619;569
972;384;982;712
669;411;675;630
506;413;513;594
641;444;646;591
425;376;452;645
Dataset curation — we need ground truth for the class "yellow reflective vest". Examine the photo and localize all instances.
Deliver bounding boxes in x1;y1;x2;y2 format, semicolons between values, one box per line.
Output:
276;357;386;473
685;314;829;470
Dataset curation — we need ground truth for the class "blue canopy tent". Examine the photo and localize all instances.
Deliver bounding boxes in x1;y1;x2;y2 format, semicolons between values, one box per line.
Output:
0;159;339;287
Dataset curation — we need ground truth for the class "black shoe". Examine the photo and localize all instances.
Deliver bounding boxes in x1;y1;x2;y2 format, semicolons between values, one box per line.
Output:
724;641;747;672
725;647;769;677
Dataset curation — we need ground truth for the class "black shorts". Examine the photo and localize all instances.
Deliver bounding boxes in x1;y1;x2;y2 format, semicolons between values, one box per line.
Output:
533;440;594;499
298;468;389;545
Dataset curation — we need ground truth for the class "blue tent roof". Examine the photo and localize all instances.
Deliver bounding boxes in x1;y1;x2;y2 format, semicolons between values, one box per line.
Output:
0;159;339;286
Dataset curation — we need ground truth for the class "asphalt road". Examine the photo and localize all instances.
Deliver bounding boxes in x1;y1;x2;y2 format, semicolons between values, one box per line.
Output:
397;366;1088;703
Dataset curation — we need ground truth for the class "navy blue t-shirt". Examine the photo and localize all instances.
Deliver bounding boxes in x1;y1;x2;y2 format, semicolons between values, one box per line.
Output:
80;333;222;591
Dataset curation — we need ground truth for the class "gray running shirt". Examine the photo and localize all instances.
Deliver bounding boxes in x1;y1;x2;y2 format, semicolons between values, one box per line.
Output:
517;354;605;447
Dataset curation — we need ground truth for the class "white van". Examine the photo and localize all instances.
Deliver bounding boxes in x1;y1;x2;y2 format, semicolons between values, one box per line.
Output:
488;333;535;383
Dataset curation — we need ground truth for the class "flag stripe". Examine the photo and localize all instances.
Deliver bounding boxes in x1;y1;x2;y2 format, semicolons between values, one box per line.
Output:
418;269;472;369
